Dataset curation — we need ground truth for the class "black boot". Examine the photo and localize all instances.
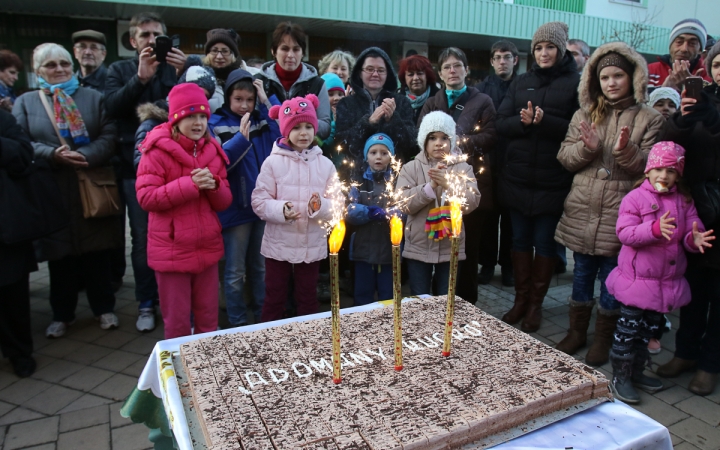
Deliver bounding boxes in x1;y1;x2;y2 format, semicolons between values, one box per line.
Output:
632;342;663;392
611;355;640;404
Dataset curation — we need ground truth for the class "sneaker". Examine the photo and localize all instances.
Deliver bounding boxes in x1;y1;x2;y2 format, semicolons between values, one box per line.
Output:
612;378;640;404
477;265;494;285
648;338;662;354
46;321;68;338
136;308;156;332
99;313;119;330
633;372;663;393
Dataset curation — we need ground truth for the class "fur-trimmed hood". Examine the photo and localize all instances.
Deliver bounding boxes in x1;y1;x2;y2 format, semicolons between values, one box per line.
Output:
578;41;648;112
136;100;169;123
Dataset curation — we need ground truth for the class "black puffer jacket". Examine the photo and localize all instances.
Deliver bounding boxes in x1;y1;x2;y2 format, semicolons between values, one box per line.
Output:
662;84;720;269
476;73;515;111
335;47;417;172
496;52;580;216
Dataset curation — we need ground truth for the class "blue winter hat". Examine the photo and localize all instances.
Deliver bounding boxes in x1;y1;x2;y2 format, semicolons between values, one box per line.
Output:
363;133;395;160
321;72;345;93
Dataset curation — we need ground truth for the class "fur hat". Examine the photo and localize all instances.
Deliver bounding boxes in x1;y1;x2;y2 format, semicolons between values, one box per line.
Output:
531;21;569;60
363;133;395;160
321;72;345;93
178;64;216;98
417;111;456;153
205;28;240;57
670;19;707;51
649;87;681;108
645;141;686;176
168;83;211;125
706;41;720;77
268;94;319;138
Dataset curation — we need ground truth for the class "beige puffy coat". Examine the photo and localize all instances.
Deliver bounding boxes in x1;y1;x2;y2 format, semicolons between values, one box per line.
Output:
398;151;480;263
555;42;665;257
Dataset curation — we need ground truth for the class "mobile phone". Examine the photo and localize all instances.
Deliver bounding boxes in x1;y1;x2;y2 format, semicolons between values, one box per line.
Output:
154;35;172;63
685;76;704;101
170;34;180;49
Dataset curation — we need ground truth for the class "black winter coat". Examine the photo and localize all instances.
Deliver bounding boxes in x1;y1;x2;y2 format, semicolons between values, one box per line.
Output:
662;84;720;269
104;56;177;178
496;53;580;216
0;110;37;286
335;47;417;174
476;73;515;111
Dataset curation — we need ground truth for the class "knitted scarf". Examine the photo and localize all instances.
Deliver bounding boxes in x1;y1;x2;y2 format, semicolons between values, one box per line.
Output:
406;87;431;110
38;76;90;146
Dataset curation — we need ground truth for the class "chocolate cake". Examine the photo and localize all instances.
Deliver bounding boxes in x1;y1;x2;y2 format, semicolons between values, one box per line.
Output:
180;296;612;449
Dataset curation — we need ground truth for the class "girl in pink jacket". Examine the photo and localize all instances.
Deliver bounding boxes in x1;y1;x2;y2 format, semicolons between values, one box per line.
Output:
251;94;336;322
606;141;714;403
136;84;232;339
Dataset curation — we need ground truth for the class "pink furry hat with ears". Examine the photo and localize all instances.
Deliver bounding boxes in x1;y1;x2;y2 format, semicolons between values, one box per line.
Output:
268;94;319;137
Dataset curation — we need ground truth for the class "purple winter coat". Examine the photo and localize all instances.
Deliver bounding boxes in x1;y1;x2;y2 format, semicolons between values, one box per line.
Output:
606;179;704;313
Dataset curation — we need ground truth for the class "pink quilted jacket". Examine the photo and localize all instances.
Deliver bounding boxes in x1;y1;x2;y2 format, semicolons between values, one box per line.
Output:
136;123;232;274
251;140;336;264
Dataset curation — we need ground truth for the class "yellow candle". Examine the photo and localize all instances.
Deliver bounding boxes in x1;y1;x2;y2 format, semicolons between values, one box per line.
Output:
390;215;404;370
328;220;346;384
443;201;462;357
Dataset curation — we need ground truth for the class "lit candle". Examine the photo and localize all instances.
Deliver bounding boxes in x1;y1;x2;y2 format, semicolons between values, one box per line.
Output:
390;214;404;371
442;201;462;357
328;220;346;384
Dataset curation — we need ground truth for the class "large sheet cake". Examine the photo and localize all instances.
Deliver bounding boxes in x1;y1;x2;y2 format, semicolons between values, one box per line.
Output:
180;296;612;449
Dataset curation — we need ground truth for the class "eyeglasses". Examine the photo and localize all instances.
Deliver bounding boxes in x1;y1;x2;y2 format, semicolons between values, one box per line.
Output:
362;67;386;75
441;62;465;72
209;48;231;56
492;55;514;62
41;61;72;70
74;43;105;52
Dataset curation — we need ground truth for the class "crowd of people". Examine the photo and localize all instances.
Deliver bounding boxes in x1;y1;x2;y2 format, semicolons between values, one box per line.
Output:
1;12;719;404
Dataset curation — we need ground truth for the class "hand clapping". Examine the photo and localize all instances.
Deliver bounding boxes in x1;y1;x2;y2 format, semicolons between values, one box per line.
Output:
579;120;600;151
520;101;543;126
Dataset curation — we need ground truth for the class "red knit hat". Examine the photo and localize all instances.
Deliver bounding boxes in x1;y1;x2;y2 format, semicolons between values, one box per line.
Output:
168;83;210;125
268;94;319;138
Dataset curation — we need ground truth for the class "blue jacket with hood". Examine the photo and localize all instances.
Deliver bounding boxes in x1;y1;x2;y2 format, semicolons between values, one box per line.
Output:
208;69;281;229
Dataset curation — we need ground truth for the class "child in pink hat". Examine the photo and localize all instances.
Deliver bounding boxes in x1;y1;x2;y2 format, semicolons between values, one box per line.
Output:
605;141;714;403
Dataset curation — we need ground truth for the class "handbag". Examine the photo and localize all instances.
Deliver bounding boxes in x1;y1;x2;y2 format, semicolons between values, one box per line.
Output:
38;91;122;219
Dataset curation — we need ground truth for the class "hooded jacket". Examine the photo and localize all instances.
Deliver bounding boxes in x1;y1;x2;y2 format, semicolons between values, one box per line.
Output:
496;51;580;216
251;140;336;264
209;69;281;229
136;123;232;274
398;150;480;263
133;100;168;170
555;42;665;257
254;62;331;139
335;47;418;169
605;180;702;313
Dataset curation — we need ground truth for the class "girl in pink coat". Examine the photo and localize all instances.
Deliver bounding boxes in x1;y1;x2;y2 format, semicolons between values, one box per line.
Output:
136;84;232;339
606;141;714;403
251;94;336;322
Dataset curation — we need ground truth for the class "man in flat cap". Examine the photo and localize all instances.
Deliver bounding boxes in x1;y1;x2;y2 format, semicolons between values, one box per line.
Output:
72;29;108;92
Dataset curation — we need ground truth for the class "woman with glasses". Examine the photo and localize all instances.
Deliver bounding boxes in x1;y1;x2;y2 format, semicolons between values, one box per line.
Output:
203;28;257;112
12;43;122;338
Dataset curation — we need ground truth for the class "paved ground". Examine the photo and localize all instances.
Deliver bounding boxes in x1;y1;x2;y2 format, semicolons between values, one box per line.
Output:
1;238;719;449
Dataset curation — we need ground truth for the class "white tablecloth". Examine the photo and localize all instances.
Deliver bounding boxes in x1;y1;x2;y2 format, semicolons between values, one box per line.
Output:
136;300;672;450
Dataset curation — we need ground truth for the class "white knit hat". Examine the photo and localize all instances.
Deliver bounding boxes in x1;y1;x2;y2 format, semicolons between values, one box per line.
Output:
417;111;457;153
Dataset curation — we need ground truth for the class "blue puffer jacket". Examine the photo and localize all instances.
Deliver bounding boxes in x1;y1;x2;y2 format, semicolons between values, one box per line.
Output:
209;69;281;229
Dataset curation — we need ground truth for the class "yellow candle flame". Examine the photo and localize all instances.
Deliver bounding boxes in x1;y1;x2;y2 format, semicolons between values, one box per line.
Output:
450;201;462;237
329;220;346;254
390;215;403;246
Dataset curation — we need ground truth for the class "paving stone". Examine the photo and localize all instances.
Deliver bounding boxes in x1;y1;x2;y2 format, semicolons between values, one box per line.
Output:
60;366;115;392
4;415;58;449
0;407;46;426
121;358;148;378
111;422;153;450
92;350;143;373
119;336;158;356
31;359;85;384
669;417;720;450
57;423;109;450
670;432;685;445
0;400;15;417
24;444;56;450
57;393;114;414
535;323;566;338
674;443;702;450
65;324;109;343
0;371;17;390
59;404;109;432
0;377;53;405
0;424;5;447
93;331;138;350
35;338;85;359
90;374;138;401
24;385;84;415
545;331;566;344
109;402;133;429
655;385;696;406
63;343;112;365
675;396;720;428
630;389;689;427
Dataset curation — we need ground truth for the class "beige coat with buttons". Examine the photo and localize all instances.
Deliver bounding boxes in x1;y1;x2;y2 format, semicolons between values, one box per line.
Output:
554;42;665;257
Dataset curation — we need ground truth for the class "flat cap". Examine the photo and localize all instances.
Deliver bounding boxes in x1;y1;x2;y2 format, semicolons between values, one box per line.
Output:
71;30;106;45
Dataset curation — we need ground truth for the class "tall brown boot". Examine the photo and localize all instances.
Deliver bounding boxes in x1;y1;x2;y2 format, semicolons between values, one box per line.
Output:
502;251;533;324
555;299;594;355
585;308;620;366
521;254;556;333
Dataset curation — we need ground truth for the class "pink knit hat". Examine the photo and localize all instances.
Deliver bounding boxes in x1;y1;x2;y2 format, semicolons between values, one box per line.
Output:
168;83;210;125
645;141;686;176
268;94;319;138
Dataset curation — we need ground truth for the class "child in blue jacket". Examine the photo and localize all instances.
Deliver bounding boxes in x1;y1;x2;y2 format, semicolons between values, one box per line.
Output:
208;68;281;326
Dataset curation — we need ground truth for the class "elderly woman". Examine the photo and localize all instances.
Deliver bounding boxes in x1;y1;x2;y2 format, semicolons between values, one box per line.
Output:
12;43;121;338
0;50;22;111
553;42;664;369
335;46;417;167
318;50;355;87
254;22;330;140
398;54;438;124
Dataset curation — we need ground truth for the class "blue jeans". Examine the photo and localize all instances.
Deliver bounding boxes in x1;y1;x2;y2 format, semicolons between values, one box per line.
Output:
122;179;158;310
406;259;451;296
508;209;561;258
354;262;392;306
222;221;265;325
571;252;619;311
